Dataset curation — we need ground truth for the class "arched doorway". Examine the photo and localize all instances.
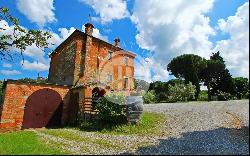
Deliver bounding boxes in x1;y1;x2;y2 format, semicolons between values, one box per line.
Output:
22;88;63;129
92;87;106;110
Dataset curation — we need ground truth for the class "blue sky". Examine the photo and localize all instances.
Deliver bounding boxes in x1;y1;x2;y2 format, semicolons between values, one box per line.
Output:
0;0;249;82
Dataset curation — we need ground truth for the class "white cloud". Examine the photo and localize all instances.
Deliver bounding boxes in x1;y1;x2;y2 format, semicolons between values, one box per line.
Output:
49;27;76;48
2;63;12;68
0;70;21;75
214;2;249;78
17;0;56;27
80;0;130;23
134;56;152;82
21;60;49;72
131;0;215;81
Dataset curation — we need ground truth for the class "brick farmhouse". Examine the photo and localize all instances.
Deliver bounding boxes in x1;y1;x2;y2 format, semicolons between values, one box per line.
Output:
0;23;136;131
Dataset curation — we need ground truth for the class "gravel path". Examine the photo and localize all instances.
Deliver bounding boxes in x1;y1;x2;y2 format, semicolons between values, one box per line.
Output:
138;100;249;155
31;100;249;155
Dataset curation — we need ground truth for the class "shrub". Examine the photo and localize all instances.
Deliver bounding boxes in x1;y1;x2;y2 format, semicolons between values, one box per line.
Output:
198;90;209;101
96;92;127;125
168;82;196;102
215;90;231;101
157;92;168;102
141;90;157;104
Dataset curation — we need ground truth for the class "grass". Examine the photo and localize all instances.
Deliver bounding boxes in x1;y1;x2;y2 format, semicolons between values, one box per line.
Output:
40;129;119;149
98;112;167;136
0;131;65;155
0;112;167;154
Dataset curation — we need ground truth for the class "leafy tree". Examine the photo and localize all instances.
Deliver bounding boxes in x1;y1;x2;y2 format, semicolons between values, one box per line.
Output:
199;52;236;100
148;81;168;102
167;54;207;100
0;7;51;61
233;77;249;99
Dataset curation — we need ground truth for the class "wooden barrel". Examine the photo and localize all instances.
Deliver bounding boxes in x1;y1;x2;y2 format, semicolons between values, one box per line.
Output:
125;96;143;124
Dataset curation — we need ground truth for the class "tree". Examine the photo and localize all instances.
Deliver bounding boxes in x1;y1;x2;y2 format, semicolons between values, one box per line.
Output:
233;77;249;99
0;7;51;61
167;54;207;100
148;81;168;102
199;52;236;100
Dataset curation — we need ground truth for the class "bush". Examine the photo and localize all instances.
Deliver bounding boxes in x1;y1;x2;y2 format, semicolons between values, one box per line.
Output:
79;92;127;130
141;90;157;104
96;92;127;125
157;92;168;102
215;90;232;101
198;90;209;101
168;82;196;102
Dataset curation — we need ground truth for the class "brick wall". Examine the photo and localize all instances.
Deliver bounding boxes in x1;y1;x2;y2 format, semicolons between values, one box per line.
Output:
0;80;71;131
48;30;135;93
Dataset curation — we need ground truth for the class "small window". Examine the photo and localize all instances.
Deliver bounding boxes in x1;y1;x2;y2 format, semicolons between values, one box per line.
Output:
124;77;129;89
124;57;129;66
108;51;113;60
107;74;112;82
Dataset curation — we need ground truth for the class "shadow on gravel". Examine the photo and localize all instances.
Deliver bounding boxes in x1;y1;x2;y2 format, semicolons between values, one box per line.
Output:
122;126;249;155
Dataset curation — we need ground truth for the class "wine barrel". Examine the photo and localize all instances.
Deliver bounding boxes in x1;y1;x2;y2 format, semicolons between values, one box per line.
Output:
125;96;143;124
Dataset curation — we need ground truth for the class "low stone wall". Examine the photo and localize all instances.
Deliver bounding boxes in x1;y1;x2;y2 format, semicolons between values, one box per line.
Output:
0;80;71;131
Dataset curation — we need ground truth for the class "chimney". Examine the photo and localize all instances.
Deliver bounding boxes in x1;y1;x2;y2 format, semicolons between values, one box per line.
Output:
84;22;94;36
37;73;43;81
114;37;120;47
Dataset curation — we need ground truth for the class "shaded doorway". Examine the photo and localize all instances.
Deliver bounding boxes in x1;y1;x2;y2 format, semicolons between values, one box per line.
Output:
22;88;63;129
68;92;80;126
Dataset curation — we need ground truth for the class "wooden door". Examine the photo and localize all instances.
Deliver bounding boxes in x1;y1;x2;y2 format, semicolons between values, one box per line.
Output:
22;88;63;129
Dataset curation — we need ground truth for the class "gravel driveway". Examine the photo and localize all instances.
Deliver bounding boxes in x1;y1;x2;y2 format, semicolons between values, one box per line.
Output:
138;100;249;155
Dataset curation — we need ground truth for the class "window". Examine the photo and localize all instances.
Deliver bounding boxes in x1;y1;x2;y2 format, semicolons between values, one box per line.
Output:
124;57;129;66
124;77;129;89
107;74;112;82
108;51;113;60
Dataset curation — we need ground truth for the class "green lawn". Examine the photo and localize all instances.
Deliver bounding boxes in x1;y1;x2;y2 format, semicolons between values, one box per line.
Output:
99;112;167;136
0;112;167;155
0;131;65;155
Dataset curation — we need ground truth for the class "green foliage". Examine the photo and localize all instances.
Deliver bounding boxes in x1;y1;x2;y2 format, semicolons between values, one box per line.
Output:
149;81;168;102
141;90;157;104
95;92;127;125
199;52;236;101
233;77;249;99
0;7;51;61
18;77;48;83
167;54;207;100
198;90;209;101
0;131;65;155
215;90;232;101
168;82;196;102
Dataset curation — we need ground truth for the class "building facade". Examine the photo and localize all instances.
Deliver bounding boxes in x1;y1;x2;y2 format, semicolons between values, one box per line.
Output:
48;22;136;113
0;23;136;130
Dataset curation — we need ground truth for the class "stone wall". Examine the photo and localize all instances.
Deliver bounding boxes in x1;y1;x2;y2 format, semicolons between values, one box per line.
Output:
0;80;71;131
